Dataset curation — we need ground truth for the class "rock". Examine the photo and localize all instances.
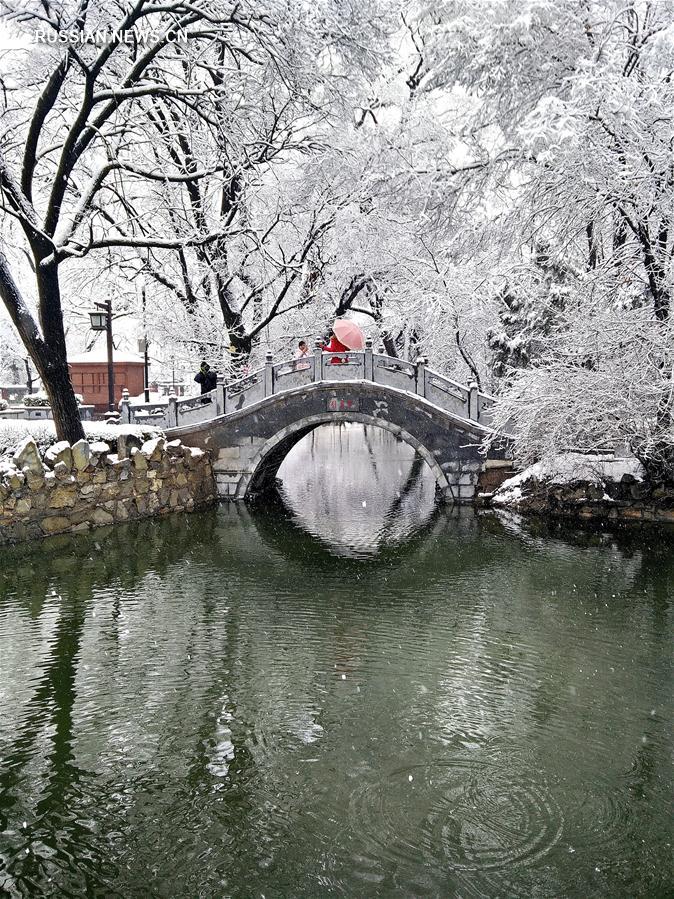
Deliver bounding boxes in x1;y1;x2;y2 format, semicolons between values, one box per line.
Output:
89;442;111;465
8;470;25;491
116;434;133;460
23;466;45;490
71;440;91;471
70;522;91;533
41;515;71;535
44;441;73;470
48;486;78;509
13;437;43;474
53;461;71;481
131;448;148;471
630;482;650;500
587;483;605;502
183;446;205;468
141;436;166;462
15;497;31;515
92;507;114;526
117;433;143;460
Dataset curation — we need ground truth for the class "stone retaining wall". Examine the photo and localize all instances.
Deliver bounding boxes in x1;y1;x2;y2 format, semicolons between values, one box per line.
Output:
491;472;674;523
0;435;216;545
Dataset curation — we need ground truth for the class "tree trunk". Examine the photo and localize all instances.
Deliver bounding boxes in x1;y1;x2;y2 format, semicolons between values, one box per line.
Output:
41;357;86;444
227;330;253;377
37;261;85;443
0;248;84;444
381;331;400;358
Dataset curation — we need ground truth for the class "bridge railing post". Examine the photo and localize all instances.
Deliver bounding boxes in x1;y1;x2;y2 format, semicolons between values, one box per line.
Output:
364;337;374;381
120;387;131;424
167;387;178;428
216;373;226;416
313;339;323;382
468;380;478;420
264;350;274;397
415;356;427;397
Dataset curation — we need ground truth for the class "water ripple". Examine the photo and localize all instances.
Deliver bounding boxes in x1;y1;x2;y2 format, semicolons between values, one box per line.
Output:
348;751;563;883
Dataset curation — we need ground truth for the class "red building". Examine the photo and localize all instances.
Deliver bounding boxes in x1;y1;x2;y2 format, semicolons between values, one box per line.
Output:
68;351;145;413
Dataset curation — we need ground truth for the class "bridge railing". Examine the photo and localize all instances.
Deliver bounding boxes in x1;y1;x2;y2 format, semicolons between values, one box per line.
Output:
120;338;500;430
372;354;416;392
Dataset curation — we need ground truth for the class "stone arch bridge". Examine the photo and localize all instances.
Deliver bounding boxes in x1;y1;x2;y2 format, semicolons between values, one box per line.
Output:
122;342;511;503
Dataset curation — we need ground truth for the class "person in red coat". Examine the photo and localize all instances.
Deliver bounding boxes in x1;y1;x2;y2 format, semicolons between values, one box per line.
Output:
319;331;349;364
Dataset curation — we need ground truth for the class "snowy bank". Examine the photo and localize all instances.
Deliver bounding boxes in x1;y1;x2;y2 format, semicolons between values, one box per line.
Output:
493;453;645;505
489;453;674;524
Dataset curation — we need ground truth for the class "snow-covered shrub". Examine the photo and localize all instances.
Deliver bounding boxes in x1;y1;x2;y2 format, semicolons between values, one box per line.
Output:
22;392;84;407
23;392;50;407
0;399;7;412
486;304;674;484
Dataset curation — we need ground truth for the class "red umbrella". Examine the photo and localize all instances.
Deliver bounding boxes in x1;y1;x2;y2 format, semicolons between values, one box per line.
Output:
333;319;364;350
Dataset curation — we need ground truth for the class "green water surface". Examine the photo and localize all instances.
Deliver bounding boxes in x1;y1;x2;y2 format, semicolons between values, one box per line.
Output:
0;425;672;898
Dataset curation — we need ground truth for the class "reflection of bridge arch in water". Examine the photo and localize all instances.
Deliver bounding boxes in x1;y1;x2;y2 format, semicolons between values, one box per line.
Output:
243;413;449;499
167;380;511;503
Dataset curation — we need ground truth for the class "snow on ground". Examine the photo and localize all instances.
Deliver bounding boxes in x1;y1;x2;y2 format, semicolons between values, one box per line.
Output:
0;420;161;456
493;452;645;505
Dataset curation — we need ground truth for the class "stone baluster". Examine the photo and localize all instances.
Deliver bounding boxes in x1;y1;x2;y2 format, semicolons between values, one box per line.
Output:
167;386;178;428
468;381;478;420
120;387;131;424
216;372;226;416
313;339;323;382
265;350;274;396
364;336;374;381
415;356;427;397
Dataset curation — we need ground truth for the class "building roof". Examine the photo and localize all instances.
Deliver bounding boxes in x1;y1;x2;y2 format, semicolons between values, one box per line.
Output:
68;351;145;364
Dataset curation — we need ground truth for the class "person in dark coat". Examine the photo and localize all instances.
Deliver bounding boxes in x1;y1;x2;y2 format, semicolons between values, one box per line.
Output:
194;361;217;401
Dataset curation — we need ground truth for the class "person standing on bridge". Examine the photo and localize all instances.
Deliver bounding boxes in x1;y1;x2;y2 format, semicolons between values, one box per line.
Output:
295;340;311;371
319;330;349;365
194;361;217;403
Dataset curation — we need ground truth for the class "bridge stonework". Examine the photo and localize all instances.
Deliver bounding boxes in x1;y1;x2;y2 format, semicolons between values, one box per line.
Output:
167;380;510;504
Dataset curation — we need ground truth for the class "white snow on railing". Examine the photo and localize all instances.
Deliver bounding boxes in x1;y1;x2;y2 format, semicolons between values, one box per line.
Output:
120;348;497;431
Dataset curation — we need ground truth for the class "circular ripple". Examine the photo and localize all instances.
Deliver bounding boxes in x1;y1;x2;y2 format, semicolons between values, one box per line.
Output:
571;787;629;853
348;753;563;877
425;759;563;871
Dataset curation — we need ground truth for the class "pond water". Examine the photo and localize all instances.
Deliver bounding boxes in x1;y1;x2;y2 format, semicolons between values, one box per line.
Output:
0;425;672;898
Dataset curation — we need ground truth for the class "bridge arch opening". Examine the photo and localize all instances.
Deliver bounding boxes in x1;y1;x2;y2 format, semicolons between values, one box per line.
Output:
240;413;453;502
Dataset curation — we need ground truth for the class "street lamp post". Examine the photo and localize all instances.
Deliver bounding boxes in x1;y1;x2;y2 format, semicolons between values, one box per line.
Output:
138;338;150;403
89;300;114;411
